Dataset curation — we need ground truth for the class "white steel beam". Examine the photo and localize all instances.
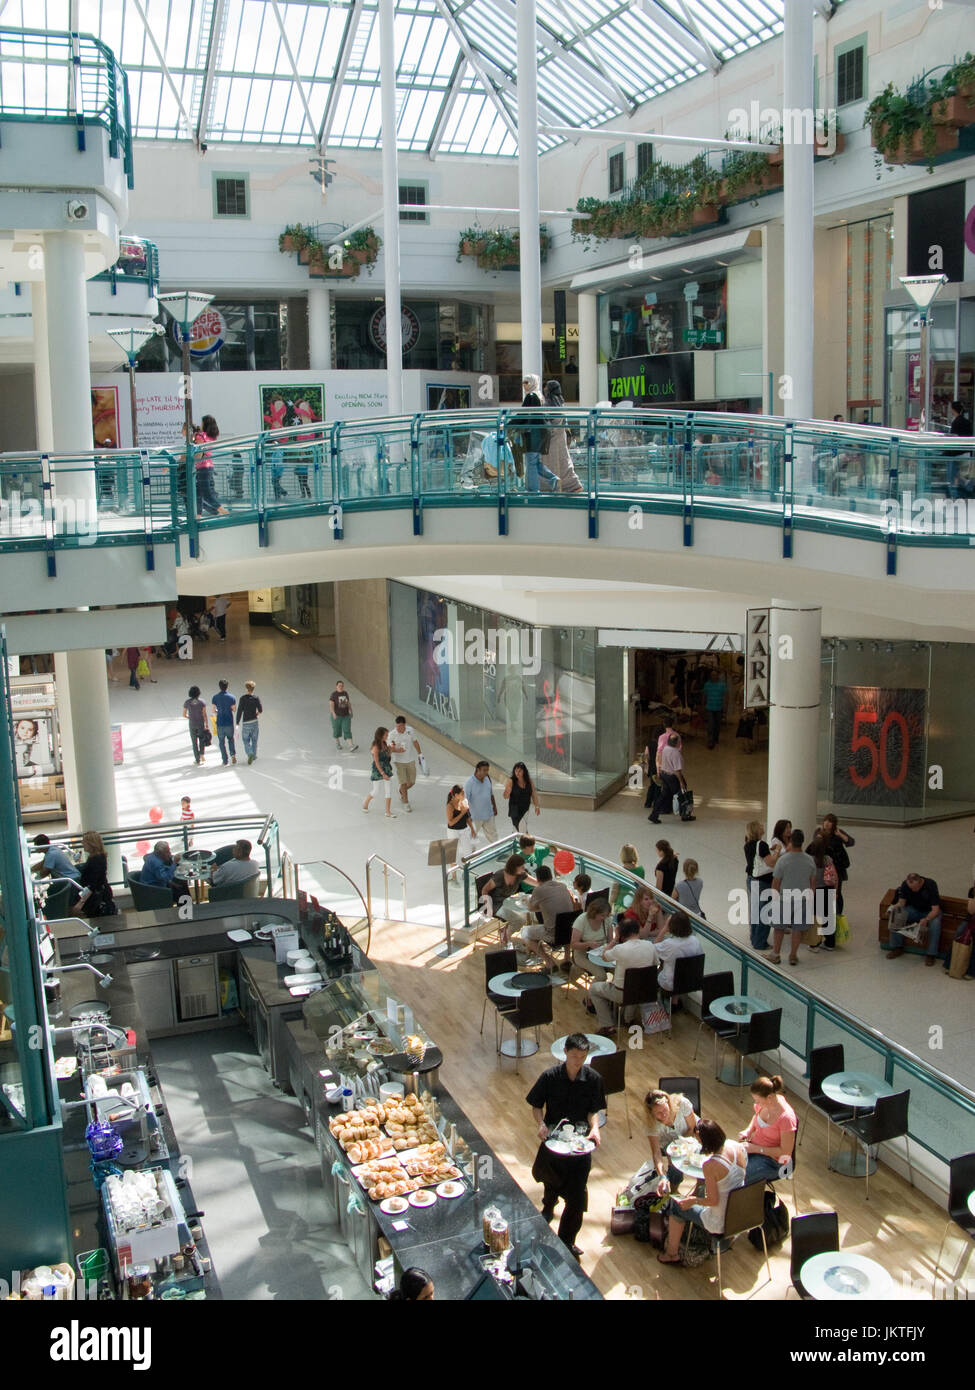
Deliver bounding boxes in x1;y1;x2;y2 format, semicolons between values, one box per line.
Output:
541;123;779;153
549;0;635;112
426;52;466;158
129;0;193;135
319;0;365;148
485;0;625;111
194;0;227;149
433;0;518;139
634;0;721;74
270;1;320;147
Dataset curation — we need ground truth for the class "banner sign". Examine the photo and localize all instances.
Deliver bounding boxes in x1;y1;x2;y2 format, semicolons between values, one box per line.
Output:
745;609;771;708
553;290;567;363
833;686;927;807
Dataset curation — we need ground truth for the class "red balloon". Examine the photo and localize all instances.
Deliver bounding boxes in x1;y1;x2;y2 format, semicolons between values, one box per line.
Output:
136;840;151;856
553;849;575;876
148;806;164;824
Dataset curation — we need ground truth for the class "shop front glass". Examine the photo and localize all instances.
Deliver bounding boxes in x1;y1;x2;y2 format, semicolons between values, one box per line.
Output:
819;640;975;823
388;582;625;798
334;299;488;373
884;301;964;431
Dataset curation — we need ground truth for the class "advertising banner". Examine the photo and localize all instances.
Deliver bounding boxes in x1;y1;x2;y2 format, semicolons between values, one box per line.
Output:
833;686;927;807
608;352;694;406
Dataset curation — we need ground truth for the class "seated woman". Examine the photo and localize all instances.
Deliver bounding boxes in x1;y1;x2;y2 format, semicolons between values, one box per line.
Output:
619;885;658;939
625;1089;700;1200
77;830;117;918
608;843;644;912
477;855;528;945
570;899;612;984
659;1119;746;1264
738;1075;797;1185
653;911;704;996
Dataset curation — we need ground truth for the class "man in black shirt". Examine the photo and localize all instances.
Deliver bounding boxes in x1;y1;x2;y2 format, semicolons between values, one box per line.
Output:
887;873;943;964
526;1034;605;1257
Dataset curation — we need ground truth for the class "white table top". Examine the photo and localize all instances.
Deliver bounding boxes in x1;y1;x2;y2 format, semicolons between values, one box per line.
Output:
587;947;614;969
667;1138;705;1181
550;1033;617;1060
800;1251;894;1301
709;994;772;1023
489;969;552;999
967;1191;975;1219
820;1070;897;1109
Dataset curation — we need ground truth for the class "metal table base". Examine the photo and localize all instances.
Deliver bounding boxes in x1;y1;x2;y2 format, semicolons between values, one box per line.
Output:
499;1037;539;1058
829;1147;877;1177
717;1060;758;1087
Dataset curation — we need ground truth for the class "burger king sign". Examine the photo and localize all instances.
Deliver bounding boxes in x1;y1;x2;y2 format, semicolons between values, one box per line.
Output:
172;306;227;360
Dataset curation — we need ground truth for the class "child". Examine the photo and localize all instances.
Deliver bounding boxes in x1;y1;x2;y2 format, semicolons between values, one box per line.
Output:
674;858;705;918
571;872;592;908
180;795;195;847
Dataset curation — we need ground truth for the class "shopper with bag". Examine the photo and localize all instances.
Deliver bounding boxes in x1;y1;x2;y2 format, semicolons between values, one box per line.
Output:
818;812;854;917
183;685;209;765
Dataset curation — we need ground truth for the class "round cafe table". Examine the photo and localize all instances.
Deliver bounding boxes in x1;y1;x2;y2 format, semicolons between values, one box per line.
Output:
587;948;614;973
179;849;215;904
799;1250;894;1301
666;1138;706;1183
488;970;552;1058
820;1071;897;1177
709;994;772;1087
550;1033;617;1061
968;1192;975;1219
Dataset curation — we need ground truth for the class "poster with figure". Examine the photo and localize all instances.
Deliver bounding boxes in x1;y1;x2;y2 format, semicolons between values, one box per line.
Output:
535;661;570;777
258;384;325;437
91;387;120;449
14;715;57;778
417;589;454;719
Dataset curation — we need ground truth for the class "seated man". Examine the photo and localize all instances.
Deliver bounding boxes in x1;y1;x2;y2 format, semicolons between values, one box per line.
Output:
887;872;943;966
210;838;261;891
591;919;660;1036
32;833;81;907
512;865;575;969
140;841;189;904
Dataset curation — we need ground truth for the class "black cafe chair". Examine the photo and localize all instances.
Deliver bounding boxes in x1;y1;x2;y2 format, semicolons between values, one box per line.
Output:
480;948;518;1035
585;886;611;910
589;1049;630;1138
727;1008;782;1091
789;1211;839;1299
693;971;736;1070
701;1181;772;1300
839;1089;912;1201
658;1075;702;1117
553;910;578;985
614;964;659;1035
127;871;173;912
496;983;553;1074
659;950;706;1019
212;843;237;866
799;1044;856;1162
934;1152;975;1283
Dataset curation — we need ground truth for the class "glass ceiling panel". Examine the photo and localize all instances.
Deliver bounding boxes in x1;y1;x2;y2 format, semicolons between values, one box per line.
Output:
0;0;823;155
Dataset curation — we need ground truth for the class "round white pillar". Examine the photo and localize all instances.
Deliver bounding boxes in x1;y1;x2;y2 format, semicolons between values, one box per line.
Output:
307;283;333;370
31;280;55;451
577;291;598;407
517;0;542;382
43;232;94;474
379;0;403;414
54;649;121;877
783;0;815;423
766;602;822;841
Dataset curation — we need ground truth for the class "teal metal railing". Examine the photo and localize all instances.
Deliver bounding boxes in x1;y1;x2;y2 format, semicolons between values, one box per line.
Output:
0;28;134;188
455;833;975;1170
1;409;972;577
90;235;160;295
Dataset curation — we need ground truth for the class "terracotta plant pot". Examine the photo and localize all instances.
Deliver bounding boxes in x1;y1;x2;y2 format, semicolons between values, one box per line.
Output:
880;124;960;164
280;234;295;252
932;93;975;128
298;248;312;264
767;145;785;167
691;202;720;226
308;260;325;277
814;132;846;157
460;238;486;256
324;260;360;279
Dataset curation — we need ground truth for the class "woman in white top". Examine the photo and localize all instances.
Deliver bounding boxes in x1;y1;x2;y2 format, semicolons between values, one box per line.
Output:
652;911;704;992
658;1119;746;1263
570;900;611;983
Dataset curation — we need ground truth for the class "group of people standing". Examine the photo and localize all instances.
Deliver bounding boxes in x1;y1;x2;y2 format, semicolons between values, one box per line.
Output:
743;812;853;964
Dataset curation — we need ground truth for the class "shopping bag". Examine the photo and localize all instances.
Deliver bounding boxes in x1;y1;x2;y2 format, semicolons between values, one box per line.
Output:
834;913;851;947
948;939;973;979
641;999;671;1034
801;923;821;947
136;658;150;679
417;753;430;776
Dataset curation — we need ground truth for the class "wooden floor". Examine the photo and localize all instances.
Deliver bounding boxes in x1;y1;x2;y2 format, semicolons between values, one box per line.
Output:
367;919;965;1302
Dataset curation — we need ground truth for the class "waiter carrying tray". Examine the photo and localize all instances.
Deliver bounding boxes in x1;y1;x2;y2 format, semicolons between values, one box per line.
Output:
526;1034;605;1259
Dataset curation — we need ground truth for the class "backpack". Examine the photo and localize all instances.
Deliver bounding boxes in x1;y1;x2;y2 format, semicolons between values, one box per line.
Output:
747;1189;790;1250
823;857;839;889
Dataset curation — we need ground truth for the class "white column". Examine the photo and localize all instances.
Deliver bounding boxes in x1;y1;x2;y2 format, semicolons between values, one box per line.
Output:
54;649;121;878
43;232;94;477
766;602;822;842
782;0;815;423
517;0;542;383
577;291;598;407
31;280;54;451
379;0;403;415
307;283;333;370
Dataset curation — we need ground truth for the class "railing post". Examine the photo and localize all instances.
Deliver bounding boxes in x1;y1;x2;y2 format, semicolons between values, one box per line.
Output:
330;422;344;540
782;422;794;559
138;448;154;571
186;437;200;559
887;436;900;577
255;434;268;548
682;414;694;547
804;1002;816;1078
411;414;423;536
496;411;508;536
40;453;56;577
587;408;598;539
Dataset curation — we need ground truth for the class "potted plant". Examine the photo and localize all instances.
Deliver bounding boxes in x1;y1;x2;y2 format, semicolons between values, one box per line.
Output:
298;233;323;265
344;226;382;266
932;54;975;126
457;226;486;259
477;226;520;270
867;81;959;172
279;224;300;253
814;111;845;157
721;147;781;204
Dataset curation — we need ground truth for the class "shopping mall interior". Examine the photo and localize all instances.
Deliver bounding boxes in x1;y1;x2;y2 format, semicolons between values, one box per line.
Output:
1;0;974;1322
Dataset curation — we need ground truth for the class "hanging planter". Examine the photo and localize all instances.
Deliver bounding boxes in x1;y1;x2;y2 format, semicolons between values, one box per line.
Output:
932;88;975;126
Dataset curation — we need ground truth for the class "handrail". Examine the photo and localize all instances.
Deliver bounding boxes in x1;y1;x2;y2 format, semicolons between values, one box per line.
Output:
456;832;975;1163
365;854;407;923
292;858;371;956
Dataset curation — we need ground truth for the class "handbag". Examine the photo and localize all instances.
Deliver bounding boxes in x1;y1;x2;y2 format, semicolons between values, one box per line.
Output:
610;1204;636;1236
136;658;150;679
202;726;213;747
823;857;839;889
417;753;429;776
948;934;973;979
641;999;671;1034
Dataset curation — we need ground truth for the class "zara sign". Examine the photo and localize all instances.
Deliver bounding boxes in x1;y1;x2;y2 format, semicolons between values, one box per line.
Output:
745;609;771;708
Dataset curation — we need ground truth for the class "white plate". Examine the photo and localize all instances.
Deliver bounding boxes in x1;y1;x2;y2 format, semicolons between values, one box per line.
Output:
254;927;274;940
436;1181;465;1199
227;929;252;943
545;1136;595;1156
284;972;322;986
379;1196;410;1215
289;984;323;997
408;1189;437;1208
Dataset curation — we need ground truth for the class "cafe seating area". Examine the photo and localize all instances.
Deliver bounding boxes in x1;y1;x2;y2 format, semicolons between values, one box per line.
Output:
362;914;975;1300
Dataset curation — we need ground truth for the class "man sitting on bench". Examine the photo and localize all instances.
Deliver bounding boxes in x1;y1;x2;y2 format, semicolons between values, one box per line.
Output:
886;872;943;967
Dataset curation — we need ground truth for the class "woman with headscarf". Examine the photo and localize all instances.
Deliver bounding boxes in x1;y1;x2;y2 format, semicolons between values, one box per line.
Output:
541;380;583;493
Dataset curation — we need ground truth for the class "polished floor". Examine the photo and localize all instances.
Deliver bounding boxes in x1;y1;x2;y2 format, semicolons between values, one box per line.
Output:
106;601;975;1094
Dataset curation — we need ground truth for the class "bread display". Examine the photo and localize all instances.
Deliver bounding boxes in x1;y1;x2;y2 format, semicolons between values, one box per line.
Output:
352;1158;417;1202
400;1142;463;1187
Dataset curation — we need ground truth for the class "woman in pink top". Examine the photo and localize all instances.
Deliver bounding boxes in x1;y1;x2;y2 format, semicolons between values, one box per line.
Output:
192;415;227;517
738;1074;797;1184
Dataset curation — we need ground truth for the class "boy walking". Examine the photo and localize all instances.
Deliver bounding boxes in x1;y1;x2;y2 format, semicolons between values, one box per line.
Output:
329;680;358;753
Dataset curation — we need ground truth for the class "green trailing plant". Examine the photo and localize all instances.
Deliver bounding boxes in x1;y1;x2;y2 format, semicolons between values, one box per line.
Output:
344;226;381;255
279;223;310;253
456;224;548;269
571;151;730;245
720;146;778;204
865;64;974;175
456;225;484;260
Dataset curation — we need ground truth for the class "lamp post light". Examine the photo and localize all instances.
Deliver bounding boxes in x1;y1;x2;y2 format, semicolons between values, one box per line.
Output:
157;291;214;448
105;325;163;446
899;275;948;431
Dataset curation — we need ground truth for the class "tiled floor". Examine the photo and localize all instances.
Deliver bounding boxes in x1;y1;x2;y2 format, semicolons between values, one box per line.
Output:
107;601;975;1094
